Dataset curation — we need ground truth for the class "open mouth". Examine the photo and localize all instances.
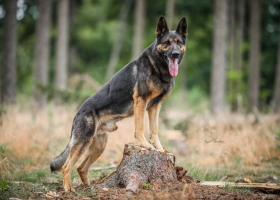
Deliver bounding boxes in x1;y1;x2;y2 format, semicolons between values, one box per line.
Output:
165;56;179;77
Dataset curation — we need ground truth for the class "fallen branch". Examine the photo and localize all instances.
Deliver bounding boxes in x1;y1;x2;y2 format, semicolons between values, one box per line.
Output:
200;181;280;192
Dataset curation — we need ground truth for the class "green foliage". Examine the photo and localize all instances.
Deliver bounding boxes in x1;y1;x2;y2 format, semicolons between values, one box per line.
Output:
0;143;8;157
0;179;7;192
142;183;151;189
187;86;209;112
0;0;279;110
276;129;280;140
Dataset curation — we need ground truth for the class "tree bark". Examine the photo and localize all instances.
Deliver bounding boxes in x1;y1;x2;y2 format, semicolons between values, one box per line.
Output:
55;0;69;91
132;0;145;60
236;0;245;73
248;0;261;113
228;0;236;109
210;0;228;114
272;22;280;113
69;0;78;75
34;0;52;107
99;144;180;195
105;0;133;82
1;0;17;105
228;0;245;112
166;0;175;29
235;0;245;113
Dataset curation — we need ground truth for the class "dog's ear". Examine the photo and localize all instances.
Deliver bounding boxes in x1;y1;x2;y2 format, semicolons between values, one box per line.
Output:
176;17;187;37
156;16;169;37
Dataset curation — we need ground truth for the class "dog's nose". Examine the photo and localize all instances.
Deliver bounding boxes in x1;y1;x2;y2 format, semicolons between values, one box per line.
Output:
172;50;181;58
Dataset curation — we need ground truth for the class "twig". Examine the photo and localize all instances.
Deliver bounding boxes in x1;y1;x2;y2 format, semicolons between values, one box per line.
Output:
89;165;117;172
0;157;7;165
200;181;280;191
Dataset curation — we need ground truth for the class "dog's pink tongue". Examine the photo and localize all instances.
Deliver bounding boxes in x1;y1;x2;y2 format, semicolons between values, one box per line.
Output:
168;58;179;77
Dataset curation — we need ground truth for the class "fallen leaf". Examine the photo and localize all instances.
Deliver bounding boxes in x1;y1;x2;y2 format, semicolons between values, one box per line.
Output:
46;191;59;198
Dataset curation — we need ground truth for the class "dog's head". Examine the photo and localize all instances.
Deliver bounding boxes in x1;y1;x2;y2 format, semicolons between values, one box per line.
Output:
155;16;187;77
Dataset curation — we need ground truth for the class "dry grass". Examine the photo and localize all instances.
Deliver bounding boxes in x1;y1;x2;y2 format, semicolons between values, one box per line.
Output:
0;105;279;176
184;113;280;167
0;104;138;174
0;105;76;173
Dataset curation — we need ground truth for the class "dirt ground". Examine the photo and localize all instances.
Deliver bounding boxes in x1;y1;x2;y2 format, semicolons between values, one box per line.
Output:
42;181;280;200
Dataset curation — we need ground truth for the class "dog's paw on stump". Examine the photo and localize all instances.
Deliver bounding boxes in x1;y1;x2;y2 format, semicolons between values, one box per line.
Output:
98;143;183;195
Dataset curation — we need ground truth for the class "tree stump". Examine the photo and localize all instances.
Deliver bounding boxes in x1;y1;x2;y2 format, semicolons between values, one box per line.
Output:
98;143;184;196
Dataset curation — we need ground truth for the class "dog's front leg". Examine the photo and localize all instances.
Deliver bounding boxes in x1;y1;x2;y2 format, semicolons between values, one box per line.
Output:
148;103;164;152
134;97;155;150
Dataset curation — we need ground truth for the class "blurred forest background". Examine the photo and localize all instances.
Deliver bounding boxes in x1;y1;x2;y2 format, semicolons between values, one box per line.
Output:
0;0;279;113
0;0;280;198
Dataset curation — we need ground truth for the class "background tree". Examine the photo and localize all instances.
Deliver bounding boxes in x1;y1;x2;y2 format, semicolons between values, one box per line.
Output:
1;0;17;105
34;0;52;107
166;0;175;28
236;0;245;77
132;0;145;60
211;0;228;114
272;23;280;113
235;0;245;112
228;0;245;112
248;0;261;113
0;0;279;113
55;0;70;91
105;0;133;82
228;0;236;108
69;0;78;75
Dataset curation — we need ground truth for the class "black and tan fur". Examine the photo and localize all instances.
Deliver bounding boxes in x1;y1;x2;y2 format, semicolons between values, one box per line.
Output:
50;16;187;192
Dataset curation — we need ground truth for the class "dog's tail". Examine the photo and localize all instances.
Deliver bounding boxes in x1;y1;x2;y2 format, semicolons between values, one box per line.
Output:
50;143;70;172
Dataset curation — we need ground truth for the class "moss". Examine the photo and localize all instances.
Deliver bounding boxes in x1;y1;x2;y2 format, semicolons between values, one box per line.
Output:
142;183;151;189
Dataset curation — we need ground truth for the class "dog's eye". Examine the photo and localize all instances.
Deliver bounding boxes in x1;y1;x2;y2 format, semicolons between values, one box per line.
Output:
163;41;170;45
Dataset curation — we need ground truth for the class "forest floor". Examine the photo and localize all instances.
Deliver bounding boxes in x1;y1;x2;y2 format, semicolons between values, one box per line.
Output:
1;106;280;199
0;162;280;199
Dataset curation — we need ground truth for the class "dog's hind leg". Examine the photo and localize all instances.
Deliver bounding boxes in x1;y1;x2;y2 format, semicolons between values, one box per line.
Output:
62;141;89;192
62;114;96;192
77;131;108;186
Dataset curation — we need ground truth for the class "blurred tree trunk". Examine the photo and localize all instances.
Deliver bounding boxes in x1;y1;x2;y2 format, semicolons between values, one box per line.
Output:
179;58;187;101
272;25;280;113
132;0;145;60
105;0;133;82
69;0;78;75
166;0;175;29
228;0;245;112
235;0;245;113
211;0;228;114
55;0;69;91
34;0;52;107
228;0;236;109
248;0;261;113
236;0;245;73
1;0;17;105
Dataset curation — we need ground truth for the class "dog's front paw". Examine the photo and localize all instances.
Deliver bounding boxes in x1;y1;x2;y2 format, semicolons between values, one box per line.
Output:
149;138;164;152
139;140;156;150
64;186;76;193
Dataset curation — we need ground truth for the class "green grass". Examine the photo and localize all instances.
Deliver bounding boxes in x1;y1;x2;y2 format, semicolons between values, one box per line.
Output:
0;162;116;199
1;156;279;199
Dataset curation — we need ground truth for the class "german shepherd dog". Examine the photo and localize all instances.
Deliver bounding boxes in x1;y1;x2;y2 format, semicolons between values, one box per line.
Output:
50;16;187;192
